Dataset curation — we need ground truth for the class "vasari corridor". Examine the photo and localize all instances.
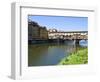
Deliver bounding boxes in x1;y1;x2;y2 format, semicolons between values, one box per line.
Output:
28;15;88;66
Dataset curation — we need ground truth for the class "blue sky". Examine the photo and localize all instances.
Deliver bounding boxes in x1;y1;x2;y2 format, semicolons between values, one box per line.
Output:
28;15;88;31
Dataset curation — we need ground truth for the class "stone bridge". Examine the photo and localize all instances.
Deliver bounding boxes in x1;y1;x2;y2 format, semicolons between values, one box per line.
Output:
48;31;88;44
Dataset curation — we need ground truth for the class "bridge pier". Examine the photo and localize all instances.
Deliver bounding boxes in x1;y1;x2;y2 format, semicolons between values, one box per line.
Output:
74;39;80;44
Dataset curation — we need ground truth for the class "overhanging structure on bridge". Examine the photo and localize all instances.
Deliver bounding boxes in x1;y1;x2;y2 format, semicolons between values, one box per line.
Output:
48;31;88;40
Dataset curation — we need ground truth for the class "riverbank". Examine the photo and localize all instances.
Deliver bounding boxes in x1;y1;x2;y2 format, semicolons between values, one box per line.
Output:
28;39;67;44
59;48;88;65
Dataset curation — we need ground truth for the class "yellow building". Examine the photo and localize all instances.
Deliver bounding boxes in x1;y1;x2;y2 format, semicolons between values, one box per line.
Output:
39;27;48;39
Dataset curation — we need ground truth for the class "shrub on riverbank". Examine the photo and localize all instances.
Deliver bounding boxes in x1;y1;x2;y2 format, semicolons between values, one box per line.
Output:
59;48;88;65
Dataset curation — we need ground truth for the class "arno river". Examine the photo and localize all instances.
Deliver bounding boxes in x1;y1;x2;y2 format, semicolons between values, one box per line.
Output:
28;40;87;66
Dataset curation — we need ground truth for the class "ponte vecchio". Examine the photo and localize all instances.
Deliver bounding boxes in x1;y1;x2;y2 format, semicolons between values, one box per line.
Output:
48;29;88;44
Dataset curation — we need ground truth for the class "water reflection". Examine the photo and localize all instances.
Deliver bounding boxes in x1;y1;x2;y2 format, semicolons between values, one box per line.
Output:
79;40;88;47
28;40;87;66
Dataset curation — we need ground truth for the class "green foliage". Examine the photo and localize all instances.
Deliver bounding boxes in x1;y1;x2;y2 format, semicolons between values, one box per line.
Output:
59;48;88;65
